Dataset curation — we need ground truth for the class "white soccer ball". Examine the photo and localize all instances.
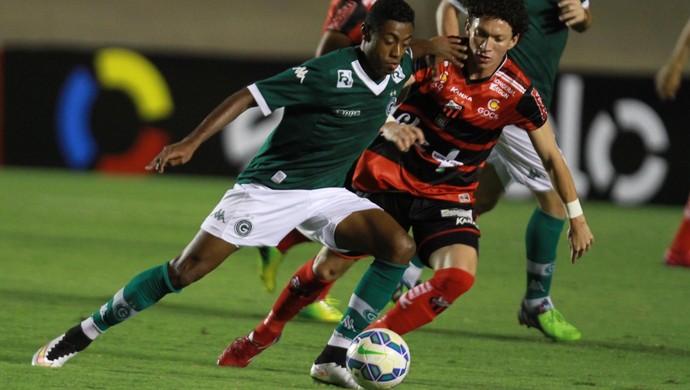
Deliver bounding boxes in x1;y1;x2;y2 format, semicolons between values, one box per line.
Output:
346;328;411;389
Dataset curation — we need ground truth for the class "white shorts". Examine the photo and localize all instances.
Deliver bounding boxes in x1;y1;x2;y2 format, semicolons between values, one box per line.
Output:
487;124;557;193
200;183;380;251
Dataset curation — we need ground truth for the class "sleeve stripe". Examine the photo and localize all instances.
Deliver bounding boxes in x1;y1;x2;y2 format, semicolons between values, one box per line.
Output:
248;83;272;116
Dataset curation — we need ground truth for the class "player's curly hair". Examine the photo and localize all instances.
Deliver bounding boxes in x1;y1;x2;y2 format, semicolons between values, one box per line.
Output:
465;0;529;37
364;0;415;33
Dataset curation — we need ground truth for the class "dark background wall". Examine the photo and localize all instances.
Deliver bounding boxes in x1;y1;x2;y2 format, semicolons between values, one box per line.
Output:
2;0;690;75
1;1;689;205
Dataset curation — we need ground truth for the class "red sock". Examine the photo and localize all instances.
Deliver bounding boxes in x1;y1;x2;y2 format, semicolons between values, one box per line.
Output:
276;229;311;254
253;258;332;345
668;195;690;257
369;268;475;336
317;283;334;301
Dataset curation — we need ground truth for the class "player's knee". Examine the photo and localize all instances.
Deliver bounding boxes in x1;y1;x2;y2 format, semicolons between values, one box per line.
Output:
385;234;416;265
313;250;348;281
167;254;205;288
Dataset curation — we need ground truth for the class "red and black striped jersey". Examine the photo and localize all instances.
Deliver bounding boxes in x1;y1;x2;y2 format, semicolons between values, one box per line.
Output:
352;56;548;204
322;0;377;44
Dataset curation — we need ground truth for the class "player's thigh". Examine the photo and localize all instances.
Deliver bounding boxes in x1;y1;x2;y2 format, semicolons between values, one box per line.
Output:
335;208;415;264
410;199;479;269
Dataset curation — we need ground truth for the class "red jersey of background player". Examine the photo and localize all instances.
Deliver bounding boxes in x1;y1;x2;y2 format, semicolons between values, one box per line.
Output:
322;0;377;44
352;57;548;204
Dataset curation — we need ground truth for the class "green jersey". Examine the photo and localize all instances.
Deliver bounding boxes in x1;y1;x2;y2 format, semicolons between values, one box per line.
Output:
237;46;415;189
508;0;590;109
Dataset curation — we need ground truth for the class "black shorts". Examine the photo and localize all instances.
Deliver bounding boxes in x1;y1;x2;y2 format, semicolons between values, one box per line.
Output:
359;191;480;266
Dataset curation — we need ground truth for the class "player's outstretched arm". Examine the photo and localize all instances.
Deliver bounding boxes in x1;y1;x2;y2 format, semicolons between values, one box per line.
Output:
147;88;256;173
528;120;594;262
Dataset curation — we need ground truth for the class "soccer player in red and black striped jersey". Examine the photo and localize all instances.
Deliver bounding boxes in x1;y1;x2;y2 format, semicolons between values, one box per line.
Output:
365;0;594;340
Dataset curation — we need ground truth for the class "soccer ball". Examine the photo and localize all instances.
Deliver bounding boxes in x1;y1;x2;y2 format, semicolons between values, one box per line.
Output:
346;328;410;389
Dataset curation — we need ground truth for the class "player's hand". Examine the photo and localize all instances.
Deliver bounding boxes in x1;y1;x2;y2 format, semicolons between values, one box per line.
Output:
145;139;198;173
558;0;587;28
380;122;426;152
655;62;682;101
428;35;467;74
567;216;594;263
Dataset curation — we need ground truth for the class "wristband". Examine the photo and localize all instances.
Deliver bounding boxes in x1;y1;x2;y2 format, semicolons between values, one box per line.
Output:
565;199;583;219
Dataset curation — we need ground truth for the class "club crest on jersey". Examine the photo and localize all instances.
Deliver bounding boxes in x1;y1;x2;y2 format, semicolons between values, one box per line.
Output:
337;70;353;88
293;66;308;84
392;66;406;84
386;97;397;115
488;99;500;111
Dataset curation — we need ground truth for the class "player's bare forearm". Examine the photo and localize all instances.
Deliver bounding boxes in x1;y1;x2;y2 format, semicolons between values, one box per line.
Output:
146;88;256;173
530;124;594;261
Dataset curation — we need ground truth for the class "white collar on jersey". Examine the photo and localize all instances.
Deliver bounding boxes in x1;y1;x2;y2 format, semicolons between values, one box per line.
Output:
351;60;391;96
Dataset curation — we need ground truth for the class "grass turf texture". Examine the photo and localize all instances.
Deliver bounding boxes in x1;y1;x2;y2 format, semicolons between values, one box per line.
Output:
1;167;689;389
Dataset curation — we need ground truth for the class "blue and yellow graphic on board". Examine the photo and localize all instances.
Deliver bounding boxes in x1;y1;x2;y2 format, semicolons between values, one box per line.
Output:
57;48;172;173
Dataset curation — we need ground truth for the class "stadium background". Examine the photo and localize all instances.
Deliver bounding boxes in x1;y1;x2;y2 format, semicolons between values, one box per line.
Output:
1;0;689;204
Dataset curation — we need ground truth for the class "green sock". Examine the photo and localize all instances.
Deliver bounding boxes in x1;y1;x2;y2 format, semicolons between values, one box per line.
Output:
524;207;565;303
334;258;408;341
92;261;180;332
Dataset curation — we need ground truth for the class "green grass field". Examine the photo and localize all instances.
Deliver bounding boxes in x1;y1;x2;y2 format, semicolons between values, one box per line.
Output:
1;167;689;389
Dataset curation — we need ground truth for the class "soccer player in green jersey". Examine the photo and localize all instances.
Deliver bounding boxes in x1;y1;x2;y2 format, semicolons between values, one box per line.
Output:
436;0;593;341
31;0;432;369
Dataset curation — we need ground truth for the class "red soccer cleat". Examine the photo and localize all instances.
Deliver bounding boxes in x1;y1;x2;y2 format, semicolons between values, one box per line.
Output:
217;333;278;367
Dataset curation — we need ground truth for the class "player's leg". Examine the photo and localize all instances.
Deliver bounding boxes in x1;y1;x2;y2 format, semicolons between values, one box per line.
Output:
310;203;414;388
256;229;343;323
257;229;311;292
665;193;690;266
218;247;357;367
370;243;476;335
32;231;238;368
493;124;580;341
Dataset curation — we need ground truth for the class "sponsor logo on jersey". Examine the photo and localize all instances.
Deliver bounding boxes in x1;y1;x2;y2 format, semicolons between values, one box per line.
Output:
392;66;406;84
455;216;476;226
490;78;517;97
337;69;353;88
477;107;499;120
432;149;463;172
450;86;472;101
488;99;500;111
293;66;308;84
334;109;361;117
